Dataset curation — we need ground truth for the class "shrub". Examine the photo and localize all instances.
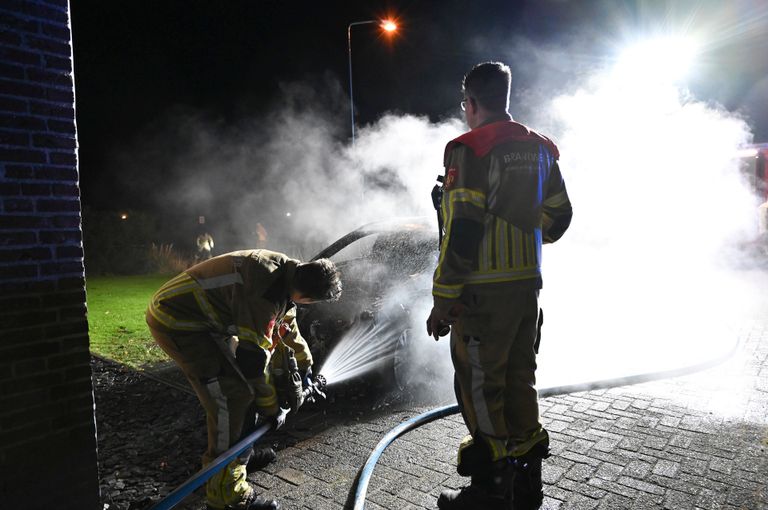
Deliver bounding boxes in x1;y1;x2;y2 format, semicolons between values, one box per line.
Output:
147;243;191;275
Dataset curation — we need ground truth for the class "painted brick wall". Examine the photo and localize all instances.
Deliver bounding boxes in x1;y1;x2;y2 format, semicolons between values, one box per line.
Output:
0;1;100;508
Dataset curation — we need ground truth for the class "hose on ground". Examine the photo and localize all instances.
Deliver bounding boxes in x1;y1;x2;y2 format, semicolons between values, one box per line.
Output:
147;420;273;510
351;338;740;509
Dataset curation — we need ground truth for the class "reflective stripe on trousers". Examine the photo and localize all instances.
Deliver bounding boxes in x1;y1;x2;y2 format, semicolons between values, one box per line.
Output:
466;336;495;438
205;377;231;455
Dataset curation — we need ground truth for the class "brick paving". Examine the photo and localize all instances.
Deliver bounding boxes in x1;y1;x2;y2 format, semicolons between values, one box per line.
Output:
165;318;767;510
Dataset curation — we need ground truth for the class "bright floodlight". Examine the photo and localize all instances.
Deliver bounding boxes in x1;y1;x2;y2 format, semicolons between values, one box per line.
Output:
381;20;397;32
616;36;696;84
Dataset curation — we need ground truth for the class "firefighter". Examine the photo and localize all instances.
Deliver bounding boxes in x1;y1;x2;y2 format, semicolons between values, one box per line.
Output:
196;232;215;261
146;250;341;510
427;62;572;510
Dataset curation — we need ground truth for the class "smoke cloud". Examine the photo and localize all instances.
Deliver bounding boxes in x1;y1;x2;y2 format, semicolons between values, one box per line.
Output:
117;33;764;411
526;40;766;399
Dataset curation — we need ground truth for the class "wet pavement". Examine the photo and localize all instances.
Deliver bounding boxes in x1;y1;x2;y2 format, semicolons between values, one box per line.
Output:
97;316;768;510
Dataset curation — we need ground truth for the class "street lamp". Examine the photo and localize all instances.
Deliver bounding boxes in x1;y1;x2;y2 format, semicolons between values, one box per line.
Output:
347;19;397;144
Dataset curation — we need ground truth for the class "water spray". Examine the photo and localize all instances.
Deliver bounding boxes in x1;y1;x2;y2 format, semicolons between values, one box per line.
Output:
316;312;406;386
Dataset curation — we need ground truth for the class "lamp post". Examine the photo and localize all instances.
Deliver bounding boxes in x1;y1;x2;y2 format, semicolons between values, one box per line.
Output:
347;19;397;144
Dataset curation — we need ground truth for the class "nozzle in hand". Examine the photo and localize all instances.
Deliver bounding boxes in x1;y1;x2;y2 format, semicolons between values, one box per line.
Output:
426;316;452;341
426;304;465;341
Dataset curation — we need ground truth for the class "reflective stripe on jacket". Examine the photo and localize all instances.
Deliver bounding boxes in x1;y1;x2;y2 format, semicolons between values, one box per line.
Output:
147;249;313;367
433;116;572;308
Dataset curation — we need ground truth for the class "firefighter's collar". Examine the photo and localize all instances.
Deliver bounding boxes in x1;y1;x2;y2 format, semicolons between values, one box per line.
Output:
476;112;513;129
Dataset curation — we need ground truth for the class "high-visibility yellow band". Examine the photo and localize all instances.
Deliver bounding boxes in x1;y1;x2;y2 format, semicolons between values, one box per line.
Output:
486;436;508;461
147;301;209;331
509;427;549;457
432;281;463;299
448;187;486;209
237;326;273;351
155;279;198;301
462;267;541;284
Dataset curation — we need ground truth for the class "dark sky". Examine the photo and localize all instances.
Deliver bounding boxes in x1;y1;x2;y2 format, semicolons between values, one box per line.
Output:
70;0;768;212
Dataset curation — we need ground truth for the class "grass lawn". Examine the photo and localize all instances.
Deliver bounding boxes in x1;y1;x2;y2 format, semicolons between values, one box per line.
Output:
86;274;171;367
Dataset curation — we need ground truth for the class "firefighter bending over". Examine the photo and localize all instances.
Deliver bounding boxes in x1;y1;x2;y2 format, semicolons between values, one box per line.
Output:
427;62;572;510
147;250;341;510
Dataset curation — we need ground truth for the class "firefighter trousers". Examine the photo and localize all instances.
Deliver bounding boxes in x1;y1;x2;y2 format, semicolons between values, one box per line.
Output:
450;287;546;464
147;324;263;466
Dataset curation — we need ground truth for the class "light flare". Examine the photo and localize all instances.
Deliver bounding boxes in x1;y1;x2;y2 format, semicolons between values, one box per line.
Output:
381;20;397;32
614;36;697;85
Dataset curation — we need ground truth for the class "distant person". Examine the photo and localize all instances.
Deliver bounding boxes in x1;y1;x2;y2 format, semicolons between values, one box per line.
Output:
426;62;572;510
196;232;215;261
255;222;268;249
146;250;341;510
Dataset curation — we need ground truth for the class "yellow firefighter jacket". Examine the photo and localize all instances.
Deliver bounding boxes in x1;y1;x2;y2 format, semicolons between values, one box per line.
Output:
433;115;572;312
147;250;313;413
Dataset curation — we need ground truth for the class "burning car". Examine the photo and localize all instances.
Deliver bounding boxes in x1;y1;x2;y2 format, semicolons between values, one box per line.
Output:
297;217;452;392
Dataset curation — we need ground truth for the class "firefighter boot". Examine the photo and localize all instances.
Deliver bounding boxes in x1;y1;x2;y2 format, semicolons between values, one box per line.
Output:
510;441;550;510
247;445;277;472
437;458;512;510
206;460;280;510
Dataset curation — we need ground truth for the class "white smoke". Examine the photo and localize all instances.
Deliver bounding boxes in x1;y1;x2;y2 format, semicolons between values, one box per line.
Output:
231;111;463;256
531;46;765;391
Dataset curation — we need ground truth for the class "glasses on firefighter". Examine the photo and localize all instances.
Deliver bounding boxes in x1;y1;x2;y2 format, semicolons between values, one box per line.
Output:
460;98;468;111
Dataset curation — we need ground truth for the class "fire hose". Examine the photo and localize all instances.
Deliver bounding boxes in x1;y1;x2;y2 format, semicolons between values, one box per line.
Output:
350;337;740;510
147;376;327;510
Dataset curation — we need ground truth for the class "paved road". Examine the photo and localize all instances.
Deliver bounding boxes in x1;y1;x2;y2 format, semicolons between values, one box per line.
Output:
154;318;767;510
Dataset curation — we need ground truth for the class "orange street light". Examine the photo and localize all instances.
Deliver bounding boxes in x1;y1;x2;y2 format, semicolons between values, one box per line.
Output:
347;18;398;144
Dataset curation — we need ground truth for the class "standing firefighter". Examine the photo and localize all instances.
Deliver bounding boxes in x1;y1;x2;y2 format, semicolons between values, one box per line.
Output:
427;62;572;510
196;232;215;261
146;250;341;510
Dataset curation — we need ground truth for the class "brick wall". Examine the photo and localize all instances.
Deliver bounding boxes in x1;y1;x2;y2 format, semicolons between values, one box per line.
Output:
0;1;100;508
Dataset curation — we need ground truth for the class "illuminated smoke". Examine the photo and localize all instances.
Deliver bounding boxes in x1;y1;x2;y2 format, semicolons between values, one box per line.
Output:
225;84;463;256
531;47;765;392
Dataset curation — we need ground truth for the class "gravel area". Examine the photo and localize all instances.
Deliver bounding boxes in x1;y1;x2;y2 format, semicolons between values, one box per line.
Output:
93;356;207;510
